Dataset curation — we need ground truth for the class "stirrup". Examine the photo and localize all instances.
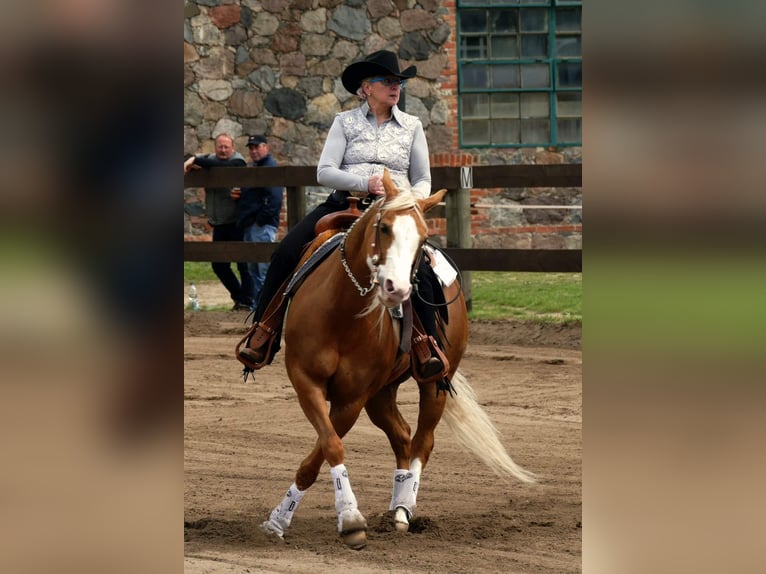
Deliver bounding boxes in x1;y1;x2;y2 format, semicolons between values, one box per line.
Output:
235;322;279;370
411;334;449;384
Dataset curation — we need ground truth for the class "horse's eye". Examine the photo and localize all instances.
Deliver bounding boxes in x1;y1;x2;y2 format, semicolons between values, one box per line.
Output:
379;223;390;234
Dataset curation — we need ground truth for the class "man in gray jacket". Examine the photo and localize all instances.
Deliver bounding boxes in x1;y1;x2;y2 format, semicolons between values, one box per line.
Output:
184;133;253;310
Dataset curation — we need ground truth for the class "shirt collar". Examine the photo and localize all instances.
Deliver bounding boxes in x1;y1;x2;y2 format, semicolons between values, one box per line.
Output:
362;101;403;126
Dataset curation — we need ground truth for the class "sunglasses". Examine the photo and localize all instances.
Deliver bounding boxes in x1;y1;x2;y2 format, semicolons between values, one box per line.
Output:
368;77;407;88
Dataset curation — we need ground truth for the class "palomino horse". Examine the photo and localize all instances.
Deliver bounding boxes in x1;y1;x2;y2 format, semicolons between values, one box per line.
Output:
260;170;535;548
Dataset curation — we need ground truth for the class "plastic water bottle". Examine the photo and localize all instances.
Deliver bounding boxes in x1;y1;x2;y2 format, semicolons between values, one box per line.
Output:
188;282;200;311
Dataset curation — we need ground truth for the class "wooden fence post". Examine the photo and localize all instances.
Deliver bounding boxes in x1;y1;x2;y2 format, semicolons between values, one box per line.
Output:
446;167;473;312
285;186;306;231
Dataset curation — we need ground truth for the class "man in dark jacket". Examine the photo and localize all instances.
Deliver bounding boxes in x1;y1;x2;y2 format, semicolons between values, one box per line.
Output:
184;133;253;310
235;135;283;309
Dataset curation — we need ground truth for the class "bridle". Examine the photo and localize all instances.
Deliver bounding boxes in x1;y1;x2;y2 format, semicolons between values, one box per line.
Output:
339;202;424;298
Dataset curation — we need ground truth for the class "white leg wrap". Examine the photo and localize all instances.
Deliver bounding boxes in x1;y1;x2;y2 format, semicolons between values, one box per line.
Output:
261;483;305;539
388;459;421;520
331;464;365;534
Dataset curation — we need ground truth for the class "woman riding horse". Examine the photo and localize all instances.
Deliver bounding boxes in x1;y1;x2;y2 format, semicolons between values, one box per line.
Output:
237;50;446;381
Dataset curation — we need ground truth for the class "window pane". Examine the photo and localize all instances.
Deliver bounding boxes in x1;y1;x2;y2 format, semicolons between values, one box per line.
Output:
491;119;520;144
462;93;490;118
459;10;487;33
491;93;519;117
463;119;490;145
520;8;547;32
491;36;518;58
521;34;548;57
555;36;581;57
520;92;549;117
461;36;488;59
521;118;550;143
521;64;549;87
556;92;581;117
461;64;489;88
557;117;581;142
556;8;581;32
490;9;517;33
492;64;520;88
557;62;581;88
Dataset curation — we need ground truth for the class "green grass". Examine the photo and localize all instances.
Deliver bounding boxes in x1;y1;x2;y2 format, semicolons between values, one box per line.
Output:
184;261;218;283
183;262;581;323
468;271;581;323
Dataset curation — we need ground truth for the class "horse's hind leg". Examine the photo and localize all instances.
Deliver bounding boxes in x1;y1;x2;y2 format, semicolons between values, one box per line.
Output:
365;385;417;531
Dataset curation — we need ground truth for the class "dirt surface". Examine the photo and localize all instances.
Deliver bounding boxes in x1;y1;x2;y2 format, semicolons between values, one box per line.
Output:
184;308;581;573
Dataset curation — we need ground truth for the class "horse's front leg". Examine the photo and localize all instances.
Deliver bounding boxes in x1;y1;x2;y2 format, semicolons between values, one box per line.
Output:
365;385;417;531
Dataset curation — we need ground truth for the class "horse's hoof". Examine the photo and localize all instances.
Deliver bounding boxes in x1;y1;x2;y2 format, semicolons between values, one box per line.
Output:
393;507;410;532
259;520;285;540
341;529;367;550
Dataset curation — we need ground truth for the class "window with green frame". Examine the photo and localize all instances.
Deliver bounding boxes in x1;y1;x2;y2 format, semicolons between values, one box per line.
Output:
458;0;582;147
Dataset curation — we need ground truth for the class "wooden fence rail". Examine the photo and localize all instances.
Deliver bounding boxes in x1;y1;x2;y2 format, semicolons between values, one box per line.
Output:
183;163;582;274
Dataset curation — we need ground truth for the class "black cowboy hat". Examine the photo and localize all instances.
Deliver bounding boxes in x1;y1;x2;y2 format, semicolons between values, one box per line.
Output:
341;50;417;94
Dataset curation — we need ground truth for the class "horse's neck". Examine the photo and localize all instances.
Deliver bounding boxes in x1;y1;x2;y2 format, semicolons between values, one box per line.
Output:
342;208;376;274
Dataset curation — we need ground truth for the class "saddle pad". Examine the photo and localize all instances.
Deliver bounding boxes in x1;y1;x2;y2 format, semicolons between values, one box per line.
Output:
285;232;344;296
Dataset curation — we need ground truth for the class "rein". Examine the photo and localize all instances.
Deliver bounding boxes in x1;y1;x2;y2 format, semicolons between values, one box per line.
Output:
339;209;380;297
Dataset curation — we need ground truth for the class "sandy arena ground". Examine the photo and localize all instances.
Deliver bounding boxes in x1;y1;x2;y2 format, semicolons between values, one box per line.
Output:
184;282;581;573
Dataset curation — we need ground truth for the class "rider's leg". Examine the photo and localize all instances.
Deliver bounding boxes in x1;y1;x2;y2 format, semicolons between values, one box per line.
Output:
238;195;348;365
412;261;448;380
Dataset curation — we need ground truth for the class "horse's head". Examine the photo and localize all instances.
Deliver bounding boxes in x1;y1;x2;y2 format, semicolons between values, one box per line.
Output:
363;169;447;308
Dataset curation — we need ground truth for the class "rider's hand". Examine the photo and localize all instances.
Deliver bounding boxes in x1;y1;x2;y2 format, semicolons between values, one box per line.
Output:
368;175;384;195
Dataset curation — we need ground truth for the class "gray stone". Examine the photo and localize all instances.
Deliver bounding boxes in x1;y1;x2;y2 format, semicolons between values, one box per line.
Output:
184;92;205;125
240;6;253;28
300;33;334;57
195;0;218;6
345;0;365;7
425;125;451;152
306;93;341;129
377;17;403;39
192;21;223;46
265;88;307;120
248;66;277;91
428;22;451;46
368;0;394;19
184;202;206;217
328;6;370;41
403;77;429;98
298;76;325;99
300;9;327;33
400;9;438;32
192;47;235;79
235;46;250;65
184;20;194;43
229;90;264;117
252;11;280;36
413;52;448;79
224;25;248;46
279;52;306;76
184;3;201;19
203;101;227;121
363;35;389;56
213;118;243;139
198;79;233;101
404;95;430;128
430;99;449;124
333;40;359;61
310;58;342;77
399;32;431;60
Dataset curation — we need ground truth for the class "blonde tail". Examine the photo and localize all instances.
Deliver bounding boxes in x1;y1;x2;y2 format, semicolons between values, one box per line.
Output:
442;370;537;484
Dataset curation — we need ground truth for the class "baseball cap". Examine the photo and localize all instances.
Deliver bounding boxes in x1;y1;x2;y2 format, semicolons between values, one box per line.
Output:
247;135;267;147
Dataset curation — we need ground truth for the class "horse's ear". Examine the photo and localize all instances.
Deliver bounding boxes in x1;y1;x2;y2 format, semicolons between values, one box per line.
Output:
382;168;398;199
418;188;447;213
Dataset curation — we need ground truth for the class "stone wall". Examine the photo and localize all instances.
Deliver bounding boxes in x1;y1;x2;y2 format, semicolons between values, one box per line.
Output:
184;0;581;249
